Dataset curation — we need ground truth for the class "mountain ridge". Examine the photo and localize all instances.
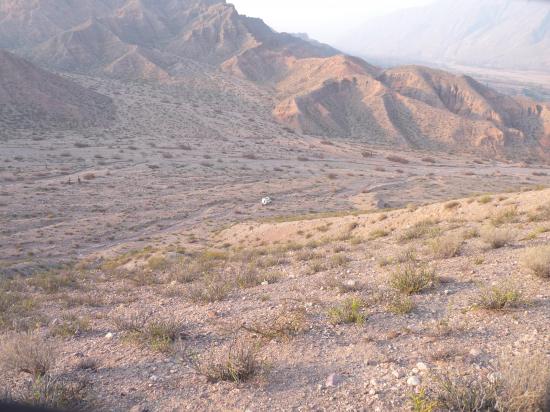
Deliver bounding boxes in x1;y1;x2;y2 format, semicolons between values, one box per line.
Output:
0;0;549;161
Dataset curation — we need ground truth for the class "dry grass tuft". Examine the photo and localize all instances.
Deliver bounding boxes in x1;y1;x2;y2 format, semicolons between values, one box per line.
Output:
242;308;307;341
497;352;550;412
521;246;550;278
187;276;232;303
428;234;463;259
418;353;550;412
491;206;519;226
0;333;57;377
368;229;389;240
399;219;440;242
481;226;514;249
115;314;183;353
431;374;499;411
3;374;90;411
195;338;262;383
386;294;415;315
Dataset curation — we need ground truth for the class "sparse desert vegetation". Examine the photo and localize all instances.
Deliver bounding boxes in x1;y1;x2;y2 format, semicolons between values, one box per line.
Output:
0;186;549;410
0;1;549;409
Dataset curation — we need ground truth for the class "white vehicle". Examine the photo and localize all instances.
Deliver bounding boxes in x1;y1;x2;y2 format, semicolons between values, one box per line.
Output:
261;196;272;206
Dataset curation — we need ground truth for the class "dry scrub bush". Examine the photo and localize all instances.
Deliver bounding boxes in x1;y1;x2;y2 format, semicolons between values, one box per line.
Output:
3;374;90;411
386;294;415;315
115;313;183;353
369;229;389;240
478;195;493;204
386;154;410;164
0;333;57;377
389;264;436;295
497;352;550;412
429;234;463;259
521;246;550;278
399;219;440;242
430;374;499;411
491;206;519;226
242;308;307;341
481;226;514;249
195;338;262;383
472;283;523;311
418;353;550;412
187;275;232;303
528;203;550;222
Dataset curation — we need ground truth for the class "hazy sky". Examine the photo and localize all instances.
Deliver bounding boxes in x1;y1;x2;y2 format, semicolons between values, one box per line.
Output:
230;0;437;43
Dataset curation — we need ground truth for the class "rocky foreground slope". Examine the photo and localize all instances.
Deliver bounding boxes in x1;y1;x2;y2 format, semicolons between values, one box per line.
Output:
1;187;549;410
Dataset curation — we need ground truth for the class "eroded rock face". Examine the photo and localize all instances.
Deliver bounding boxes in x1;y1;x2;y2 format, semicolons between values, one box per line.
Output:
273;63;550;161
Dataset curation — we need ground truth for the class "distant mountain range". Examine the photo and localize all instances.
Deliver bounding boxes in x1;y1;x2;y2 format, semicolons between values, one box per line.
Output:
340;0;550;72
0;0;549;161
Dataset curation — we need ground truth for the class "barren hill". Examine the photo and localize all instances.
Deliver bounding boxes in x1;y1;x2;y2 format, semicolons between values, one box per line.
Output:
1;0;549;161
0;49;114;128
274;64;550;161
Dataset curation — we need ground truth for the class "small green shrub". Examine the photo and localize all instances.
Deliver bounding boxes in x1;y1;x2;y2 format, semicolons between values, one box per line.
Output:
389;264;436;295
472;284;523;310
328;297;367;325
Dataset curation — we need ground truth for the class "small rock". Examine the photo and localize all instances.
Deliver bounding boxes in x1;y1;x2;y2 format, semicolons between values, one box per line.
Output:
469;348;481;357
105;332;114;340
416;362;428;371
261;281;269;286
407;376;421;386
392;370;402;379
325;373;340;387
345;280;357;288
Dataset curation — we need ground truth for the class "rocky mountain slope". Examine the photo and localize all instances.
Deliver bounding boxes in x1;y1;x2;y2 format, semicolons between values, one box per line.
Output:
0;50;114;128
0;0;549;160
340;0;550;72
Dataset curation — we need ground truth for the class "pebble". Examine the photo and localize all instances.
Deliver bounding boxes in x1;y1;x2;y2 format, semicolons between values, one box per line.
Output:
416;362;428;371
326;373;340;387
469;348;481;357
105;332;114;340
407;376;421;386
